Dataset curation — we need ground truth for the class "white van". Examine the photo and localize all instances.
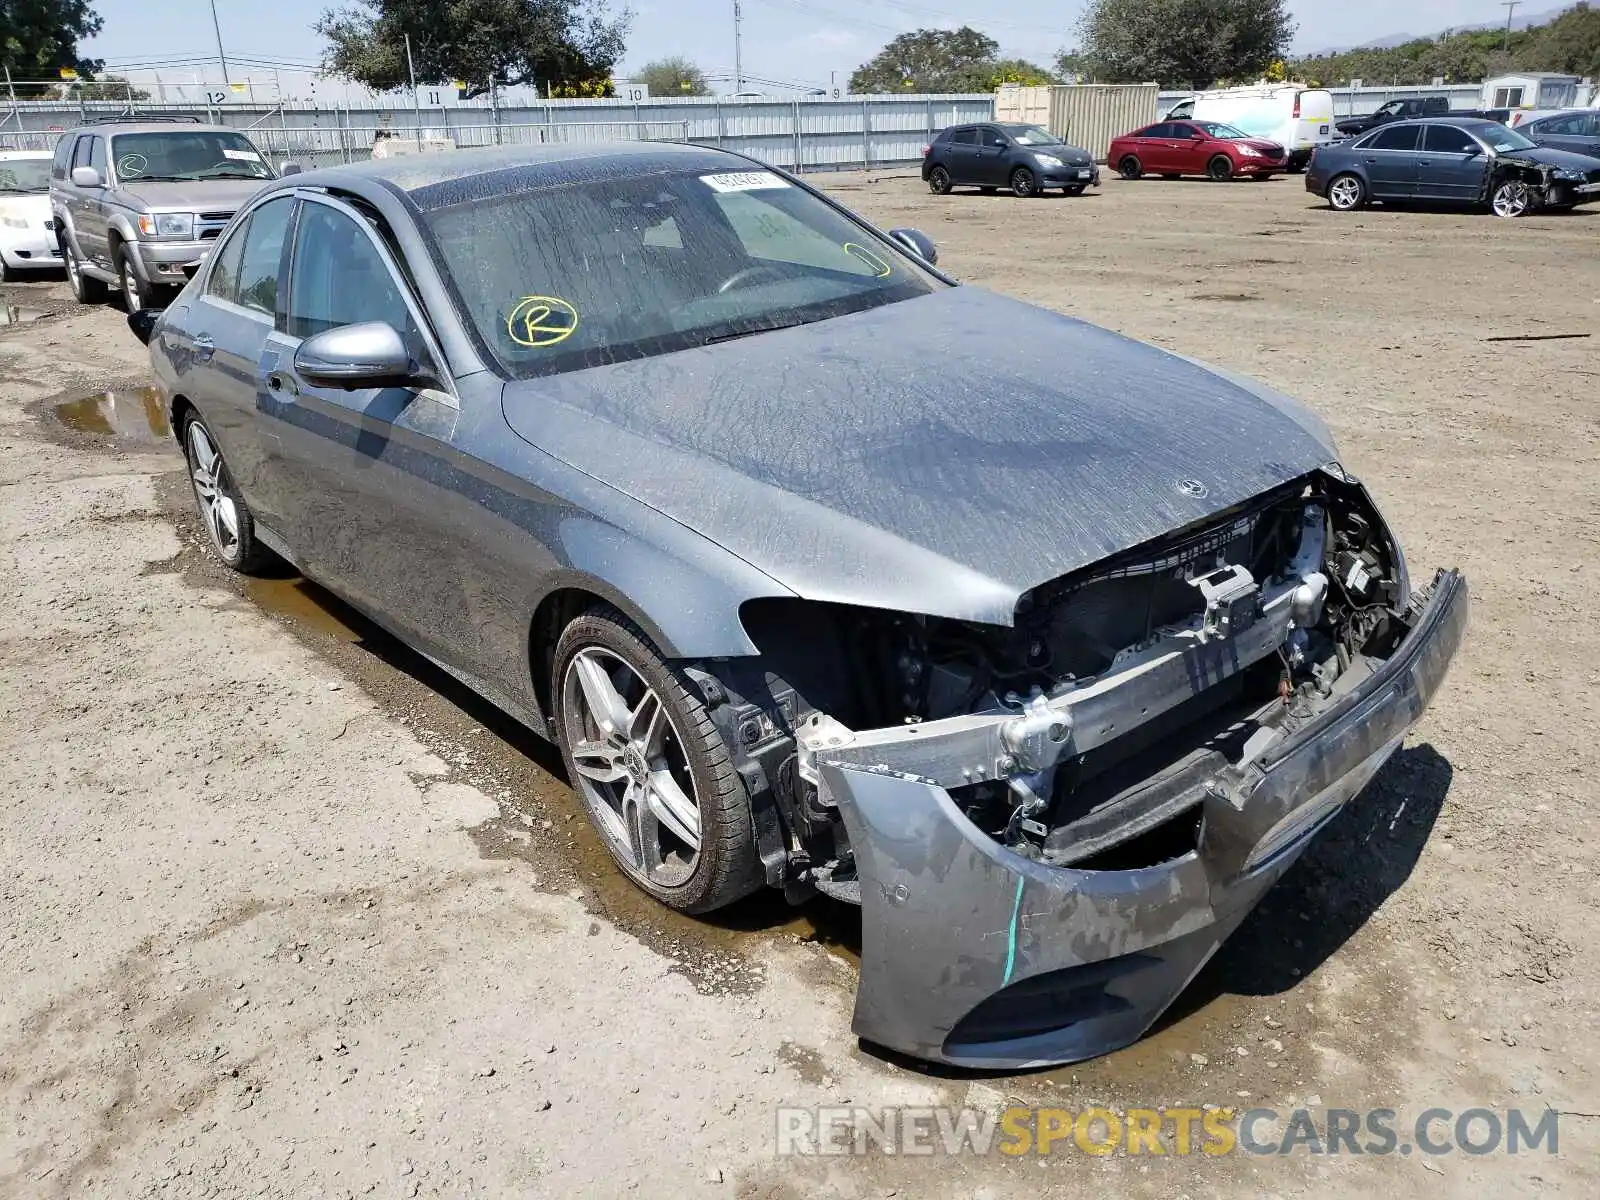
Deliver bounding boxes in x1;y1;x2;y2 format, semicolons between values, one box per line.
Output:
1164;85;1335;172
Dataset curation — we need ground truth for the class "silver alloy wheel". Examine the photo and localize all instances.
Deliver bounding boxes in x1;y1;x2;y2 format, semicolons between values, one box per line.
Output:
1329;176;1363;210
561;646;702;886
186;421;241;560
1492;179;1532;218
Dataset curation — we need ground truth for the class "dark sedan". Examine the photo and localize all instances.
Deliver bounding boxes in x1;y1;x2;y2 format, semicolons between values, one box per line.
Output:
1308;117;1600;216
1518;109;1600;160
131;142;1465;1069
922;122;1099;197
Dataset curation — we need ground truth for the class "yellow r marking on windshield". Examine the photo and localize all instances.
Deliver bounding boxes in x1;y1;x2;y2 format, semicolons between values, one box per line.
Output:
842;243;892;278
507;295;579;348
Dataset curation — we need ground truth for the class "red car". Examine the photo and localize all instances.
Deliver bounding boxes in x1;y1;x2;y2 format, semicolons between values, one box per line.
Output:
1109;119;1287;182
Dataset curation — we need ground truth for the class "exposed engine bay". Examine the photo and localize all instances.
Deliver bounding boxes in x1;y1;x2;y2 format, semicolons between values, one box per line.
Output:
699;466;1419;900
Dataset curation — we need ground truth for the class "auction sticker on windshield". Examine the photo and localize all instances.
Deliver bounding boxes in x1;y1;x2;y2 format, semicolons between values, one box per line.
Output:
222;148;262;162
701;171;791;193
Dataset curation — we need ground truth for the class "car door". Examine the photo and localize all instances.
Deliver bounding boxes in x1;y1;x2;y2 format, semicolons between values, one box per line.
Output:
173;195;296;524
1415;124;1488;203
260;193;477;669
1166;123;1208;173
1131;123;1173;171
975;126;1013;185
1359;124;1422;197
1528;112;1600;158
67;135;108;267
942;127;980;183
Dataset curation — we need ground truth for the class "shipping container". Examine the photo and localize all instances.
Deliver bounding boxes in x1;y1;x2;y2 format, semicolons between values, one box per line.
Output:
996;84;1161;162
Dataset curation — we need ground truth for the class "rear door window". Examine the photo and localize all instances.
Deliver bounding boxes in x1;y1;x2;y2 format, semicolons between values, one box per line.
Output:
204;216;251;305
1368;125;1421;152
950;128;979;146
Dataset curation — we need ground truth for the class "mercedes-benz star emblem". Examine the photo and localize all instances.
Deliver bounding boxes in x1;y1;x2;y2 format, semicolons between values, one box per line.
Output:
1176;478;1209;499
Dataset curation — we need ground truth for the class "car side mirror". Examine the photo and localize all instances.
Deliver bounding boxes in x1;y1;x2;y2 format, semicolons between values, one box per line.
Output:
279;161;302;176
293;322;424;390
1463;144;1483;157
71;166;102;188
888;227;937;266
127;309;159;346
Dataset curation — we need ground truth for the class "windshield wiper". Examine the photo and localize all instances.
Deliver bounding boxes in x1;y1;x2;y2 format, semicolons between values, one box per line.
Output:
699;316;814;346
0;186;40;194
120;174;194;183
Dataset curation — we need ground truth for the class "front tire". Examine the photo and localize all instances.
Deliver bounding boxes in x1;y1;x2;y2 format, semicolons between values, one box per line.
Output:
64;238;108;304
181;412;271;573
117;246;158;313
1328;172;1367;211
1491;178;1535;218
553;607;761;914
1208;155;1234;182
927;165;952;195
1010;166;1038;197
1118;155;1143;180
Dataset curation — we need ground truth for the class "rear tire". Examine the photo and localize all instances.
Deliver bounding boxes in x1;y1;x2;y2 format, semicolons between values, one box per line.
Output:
1208;155;1234;182
1327;172;1367;211
928;165;953;195
1010;166;1038;197
1118;155;1143;180
553;606;762;914
64;238;108;304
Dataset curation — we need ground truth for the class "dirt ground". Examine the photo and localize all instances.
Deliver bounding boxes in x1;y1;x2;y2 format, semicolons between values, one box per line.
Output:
1;172;1596;1199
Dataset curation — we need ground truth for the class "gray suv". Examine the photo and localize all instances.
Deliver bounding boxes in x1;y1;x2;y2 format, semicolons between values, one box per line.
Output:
50;118;279;311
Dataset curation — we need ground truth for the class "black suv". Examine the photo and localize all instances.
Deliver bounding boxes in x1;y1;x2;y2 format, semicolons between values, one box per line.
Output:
922;123;1099;198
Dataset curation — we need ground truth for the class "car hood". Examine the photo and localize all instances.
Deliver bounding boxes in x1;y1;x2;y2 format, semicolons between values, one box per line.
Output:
501;287;1336;627
1502;145;1600;172
114;177;273;211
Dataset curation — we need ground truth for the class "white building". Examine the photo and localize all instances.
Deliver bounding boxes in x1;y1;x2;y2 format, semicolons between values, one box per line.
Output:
1481;72;1584;112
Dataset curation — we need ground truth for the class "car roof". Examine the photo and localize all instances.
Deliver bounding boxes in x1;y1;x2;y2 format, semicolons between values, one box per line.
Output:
275;141;766;211
1369;117;1502;130
61;120;244;137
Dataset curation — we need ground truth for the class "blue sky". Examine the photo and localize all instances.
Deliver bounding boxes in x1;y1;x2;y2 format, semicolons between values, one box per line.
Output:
86;2;1517;94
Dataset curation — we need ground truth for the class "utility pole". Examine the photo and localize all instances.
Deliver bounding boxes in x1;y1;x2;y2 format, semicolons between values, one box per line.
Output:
405;34;422;145
733;0;744;93
1501;1;1520;51
208;0;231;84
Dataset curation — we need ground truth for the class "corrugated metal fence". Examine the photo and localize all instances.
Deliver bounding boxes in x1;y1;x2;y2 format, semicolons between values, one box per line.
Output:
0;94;997;174
999;85;1160;161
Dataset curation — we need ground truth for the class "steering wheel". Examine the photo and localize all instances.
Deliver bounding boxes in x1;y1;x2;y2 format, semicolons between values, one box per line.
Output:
715;263;789;295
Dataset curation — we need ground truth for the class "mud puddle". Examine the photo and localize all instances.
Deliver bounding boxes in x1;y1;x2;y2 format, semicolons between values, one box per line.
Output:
52;386;170;444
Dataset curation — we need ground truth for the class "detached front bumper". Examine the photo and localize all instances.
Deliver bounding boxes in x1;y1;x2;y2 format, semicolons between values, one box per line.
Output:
816;569;1468;1069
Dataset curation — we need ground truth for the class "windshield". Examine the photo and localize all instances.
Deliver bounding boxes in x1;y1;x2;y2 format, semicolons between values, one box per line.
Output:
1484;126;1537;153
1193;121;1252;140
1005;125;1063;146
425;167;942;378
109;131;275;182
0;157;50;192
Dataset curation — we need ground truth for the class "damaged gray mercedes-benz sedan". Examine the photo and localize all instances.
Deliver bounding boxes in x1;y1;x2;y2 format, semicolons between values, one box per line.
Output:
132;142;1467;1069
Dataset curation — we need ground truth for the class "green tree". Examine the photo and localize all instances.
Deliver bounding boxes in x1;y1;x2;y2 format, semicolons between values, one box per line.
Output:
849;27;1004;93
0;0;102;96
984;58;1056;88
1078;0;1296;87
632;55;710;97
317;0;629;98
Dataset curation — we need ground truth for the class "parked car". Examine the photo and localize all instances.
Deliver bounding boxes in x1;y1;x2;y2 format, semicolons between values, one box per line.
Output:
129;142;1466;1070
1517;108;1600;158
50;117;278;312
0;150;61;280
923;123;1099;197
1307;117;1600;217
1163;85;1334;171
1110;120;1287;181
1334;95;1451;138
